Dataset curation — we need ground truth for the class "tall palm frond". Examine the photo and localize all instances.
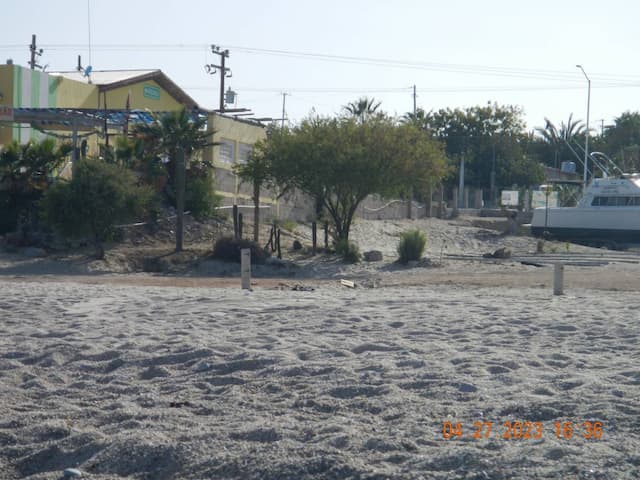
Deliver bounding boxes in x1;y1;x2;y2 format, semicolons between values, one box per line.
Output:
342;97;382;122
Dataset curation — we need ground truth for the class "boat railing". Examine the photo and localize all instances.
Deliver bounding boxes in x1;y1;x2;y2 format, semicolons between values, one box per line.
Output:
568;139;626;179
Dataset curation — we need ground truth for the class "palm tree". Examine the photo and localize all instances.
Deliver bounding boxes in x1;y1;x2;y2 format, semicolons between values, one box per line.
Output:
401;108;434;131
233;144;272;243
0;138;72;234
342;96;382;123
133;108;216;251
535;114;585;168
133;108;215;184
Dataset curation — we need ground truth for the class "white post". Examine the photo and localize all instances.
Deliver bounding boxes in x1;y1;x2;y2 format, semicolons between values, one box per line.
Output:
241;248;251;290
553;263;564;295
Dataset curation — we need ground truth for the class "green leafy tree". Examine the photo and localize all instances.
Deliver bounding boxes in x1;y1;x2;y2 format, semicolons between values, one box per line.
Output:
425;103;541;188
41;158;155;258
600;111;640;173
233;142;272;242
0;138;72;234
258;113;447;241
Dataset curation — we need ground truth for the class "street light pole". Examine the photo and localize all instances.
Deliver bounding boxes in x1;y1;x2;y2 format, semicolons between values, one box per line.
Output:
576;65;591;188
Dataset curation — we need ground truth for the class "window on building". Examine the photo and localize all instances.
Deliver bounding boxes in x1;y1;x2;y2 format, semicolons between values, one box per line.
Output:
219;139;235;164
238;143;253;164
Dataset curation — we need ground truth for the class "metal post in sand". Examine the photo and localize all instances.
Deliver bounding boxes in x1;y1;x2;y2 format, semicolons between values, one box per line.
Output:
241;248;251;290
553;263;564;295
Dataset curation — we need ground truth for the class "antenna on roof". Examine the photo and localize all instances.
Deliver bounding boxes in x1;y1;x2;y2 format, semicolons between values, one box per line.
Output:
76;55;92;83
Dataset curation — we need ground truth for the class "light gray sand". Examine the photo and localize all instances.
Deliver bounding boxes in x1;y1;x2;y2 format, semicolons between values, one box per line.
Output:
0;280;638;479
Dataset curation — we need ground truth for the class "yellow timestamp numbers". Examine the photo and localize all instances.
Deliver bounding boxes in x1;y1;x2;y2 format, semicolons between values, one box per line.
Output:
442;420;604;441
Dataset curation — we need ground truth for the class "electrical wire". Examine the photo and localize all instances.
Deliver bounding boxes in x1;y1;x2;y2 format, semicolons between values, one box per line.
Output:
3;42;640;84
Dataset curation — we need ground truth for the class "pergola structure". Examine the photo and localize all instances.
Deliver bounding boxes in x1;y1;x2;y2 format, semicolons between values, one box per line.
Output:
1;107;209;162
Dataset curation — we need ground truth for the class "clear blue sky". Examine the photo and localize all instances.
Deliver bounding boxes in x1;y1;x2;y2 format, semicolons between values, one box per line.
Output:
3;0;640;133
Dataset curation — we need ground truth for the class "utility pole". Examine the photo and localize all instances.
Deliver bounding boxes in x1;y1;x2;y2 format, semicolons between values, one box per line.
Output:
28;34;44;70
412;85;417;116
407;85;417;219
205;45;231;113
281;92;288;128
576;65;591;188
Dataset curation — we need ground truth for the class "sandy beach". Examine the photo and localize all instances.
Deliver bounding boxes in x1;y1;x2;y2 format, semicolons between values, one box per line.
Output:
0;217;639;479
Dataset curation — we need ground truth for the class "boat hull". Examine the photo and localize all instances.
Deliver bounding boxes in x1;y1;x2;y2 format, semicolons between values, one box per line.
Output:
530;206;640;245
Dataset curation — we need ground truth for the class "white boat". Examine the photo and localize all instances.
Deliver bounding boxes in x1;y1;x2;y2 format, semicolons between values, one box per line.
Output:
530;174;640;247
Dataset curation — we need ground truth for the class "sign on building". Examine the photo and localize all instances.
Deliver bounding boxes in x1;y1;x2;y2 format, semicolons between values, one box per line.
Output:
531;190;559;209
501;190;519;207
143;85;161;100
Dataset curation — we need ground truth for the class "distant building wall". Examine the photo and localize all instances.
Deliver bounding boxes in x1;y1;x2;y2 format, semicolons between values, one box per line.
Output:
97;80;184;111
51;74;96;108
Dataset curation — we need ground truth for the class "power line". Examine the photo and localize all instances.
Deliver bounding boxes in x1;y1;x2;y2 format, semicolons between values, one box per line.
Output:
5;42;640;84
183;82;640;95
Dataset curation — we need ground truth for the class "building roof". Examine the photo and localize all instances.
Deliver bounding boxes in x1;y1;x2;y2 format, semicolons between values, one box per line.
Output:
50;69;200;110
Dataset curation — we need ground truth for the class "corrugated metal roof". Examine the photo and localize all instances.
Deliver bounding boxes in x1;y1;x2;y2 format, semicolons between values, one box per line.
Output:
49;69;200;109
50;69;160;85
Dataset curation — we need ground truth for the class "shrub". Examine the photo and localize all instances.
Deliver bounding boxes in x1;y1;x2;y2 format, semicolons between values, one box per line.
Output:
212;236;270;264
185;175;222;220
397;229;427;264
41;159;156;257
335;238;361;263
0;192;18;234
274;219;298;232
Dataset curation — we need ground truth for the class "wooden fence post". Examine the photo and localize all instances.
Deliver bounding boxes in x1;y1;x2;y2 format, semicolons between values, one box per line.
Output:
276;228;282;259
312;221;317;255
233;205;239;240
324;222;329;249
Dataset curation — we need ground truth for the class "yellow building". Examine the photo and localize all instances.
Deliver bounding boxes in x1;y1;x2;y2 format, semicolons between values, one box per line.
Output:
0;63;199;145
0;62;279;213
207;113;268;206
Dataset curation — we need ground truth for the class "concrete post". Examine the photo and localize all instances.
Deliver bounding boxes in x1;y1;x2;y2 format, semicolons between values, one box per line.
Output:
241;248;251;290
474;189;483;209
553;263;564;295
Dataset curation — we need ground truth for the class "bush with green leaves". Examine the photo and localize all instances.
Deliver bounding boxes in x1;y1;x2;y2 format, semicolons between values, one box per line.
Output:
335;238;361;263
212;236;270;264
397;229;427;264
185;175;222;219
0;139;72;234
41;159;155;257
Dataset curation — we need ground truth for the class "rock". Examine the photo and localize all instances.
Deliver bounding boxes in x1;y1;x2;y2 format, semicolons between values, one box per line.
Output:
292;239;303;250
20;247;47;258
458;383;478;393
142;257;169;273
194;361;213;372
265;257;294;269
62;468;83;478
363;250;383;262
